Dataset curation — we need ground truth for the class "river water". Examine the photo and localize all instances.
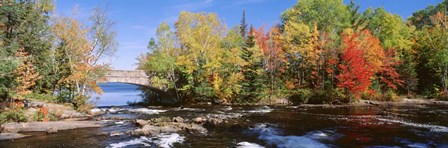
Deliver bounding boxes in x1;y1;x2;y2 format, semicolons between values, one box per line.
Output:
1;83;448;148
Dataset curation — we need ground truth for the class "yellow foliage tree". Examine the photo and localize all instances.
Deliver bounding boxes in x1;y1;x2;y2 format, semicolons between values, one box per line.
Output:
53;17;106;108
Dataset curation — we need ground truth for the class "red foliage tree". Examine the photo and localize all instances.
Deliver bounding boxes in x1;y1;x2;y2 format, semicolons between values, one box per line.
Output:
378;49;403;90
336;33;374;99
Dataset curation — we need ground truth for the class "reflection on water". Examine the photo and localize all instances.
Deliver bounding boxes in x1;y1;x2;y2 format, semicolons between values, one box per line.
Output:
90;82;143;106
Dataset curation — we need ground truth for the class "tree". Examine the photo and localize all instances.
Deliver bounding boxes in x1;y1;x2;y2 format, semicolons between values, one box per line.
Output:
174;11;245;103
215;26;245;102
281;0;351;89
14;48;41;100
377;49;403;91
240;10;248;38
52;16;105;108
240;25;266;102
0;0;55;95
88;7;118;66
414;10;448;96
252;25;286;99
281;0;350;33
337;32;374;100
141;22;181;102
283;19;312;88
408;0;448;29
347;0;368;32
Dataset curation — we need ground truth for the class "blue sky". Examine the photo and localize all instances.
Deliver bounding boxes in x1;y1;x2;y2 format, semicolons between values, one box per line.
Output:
54;0;443;70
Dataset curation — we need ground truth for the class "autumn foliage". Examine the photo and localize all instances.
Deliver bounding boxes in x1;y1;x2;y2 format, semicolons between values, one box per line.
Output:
336;30;403;100
337;32;375;99
39;106;49;122
14;48;42;101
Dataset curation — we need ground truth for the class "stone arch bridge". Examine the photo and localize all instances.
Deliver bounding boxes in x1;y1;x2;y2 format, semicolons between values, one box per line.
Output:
104;70;150;86
103;70;177;104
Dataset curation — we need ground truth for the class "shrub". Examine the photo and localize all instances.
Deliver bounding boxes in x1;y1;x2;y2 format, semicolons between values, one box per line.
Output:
24;93;58;102
33;107;49;122
361;90;400;102
77;102;95;114
308;90;332;104
72;95;90;110
361;91;381;101
0;109;27;124
307;88;349;104
288;89;312;105
384;90;400;101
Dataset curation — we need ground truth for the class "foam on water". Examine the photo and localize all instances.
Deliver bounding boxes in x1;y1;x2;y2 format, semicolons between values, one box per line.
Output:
222;106;233;111
90;108;102;113
250;123;328;148
378;118;448;132
107;133;184;148
127;108;167;115
248;106;273;113
173;107;203;111
237;142;265;148
154;133;185;148
114;121;125;125
107;136;151;148
91;108;125;114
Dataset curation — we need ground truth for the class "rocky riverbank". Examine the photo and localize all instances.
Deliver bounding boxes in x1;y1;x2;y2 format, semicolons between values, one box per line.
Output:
0;120;107;140
1;98;447;142
0;100;97;140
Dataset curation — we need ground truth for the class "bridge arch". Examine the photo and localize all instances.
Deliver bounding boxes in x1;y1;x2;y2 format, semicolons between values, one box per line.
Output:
104;70;149;86
102;70;178;104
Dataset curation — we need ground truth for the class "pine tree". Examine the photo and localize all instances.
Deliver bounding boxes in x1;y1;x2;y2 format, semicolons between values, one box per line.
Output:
240;10;248;39
240;25;264;101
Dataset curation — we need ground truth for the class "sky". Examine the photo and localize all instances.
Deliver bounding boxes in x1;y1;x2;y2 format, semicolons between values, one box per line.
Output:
54;0;444;70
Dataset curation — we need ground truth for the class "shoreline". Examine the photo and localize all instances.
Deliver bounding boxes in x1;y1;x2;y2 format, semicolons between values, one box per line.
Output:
179;98;448;107
1;98;447;141
0;120;107;141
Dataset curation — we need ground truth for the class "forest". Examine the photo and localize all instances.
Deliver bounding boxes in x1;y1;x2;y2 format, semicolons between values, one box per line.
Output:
1;0;117;115
0;0;447;109
137;0;448;104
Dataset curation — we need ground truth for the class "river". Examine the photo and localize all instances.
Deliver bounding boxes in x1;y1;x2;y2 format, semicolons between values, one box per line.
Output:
1;83;448;147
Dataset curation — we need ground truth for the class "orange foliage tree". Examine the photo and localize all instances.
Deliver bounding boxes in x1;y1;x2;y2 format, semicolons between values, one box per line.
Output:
252;25;286;98
14;48;42;101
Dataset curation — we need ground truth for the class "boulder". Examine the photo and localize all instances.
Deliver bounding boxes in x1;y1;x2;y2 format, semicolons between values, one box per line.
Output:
46;127;58;134
173;116;184;123
132;124;180;136
135;119;149;127
132;125;161;136
150;117;172;123
193;117;206;124
1;123;20;133
206;117;224;126
184;124;207;134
